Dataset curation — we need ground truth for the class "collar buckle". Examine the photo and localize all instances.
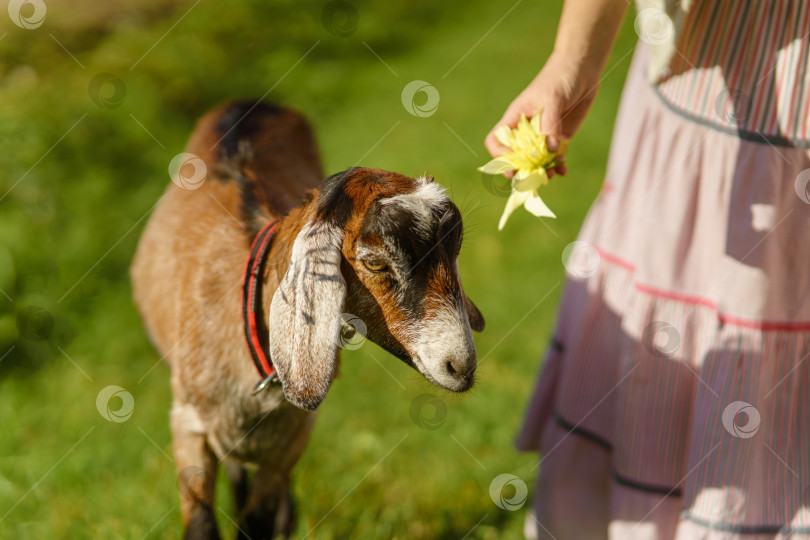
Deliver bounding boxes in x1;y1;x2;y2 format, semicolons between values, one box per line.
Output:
252;374;280;396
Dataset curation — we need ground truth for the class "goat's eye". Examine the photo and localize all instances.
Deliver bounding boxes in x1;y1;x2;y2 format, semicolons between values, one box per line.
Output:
362;258;388;272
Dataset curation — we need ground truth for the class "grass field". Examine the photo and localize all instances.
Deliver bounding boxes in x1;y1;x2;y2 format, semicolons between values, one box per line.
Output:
0;1;639;538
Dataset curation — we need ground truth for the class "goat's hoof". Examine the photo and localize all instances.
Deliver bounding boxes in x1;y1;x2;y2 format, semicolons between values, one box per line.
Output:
184;504;222;540
238;491;295;540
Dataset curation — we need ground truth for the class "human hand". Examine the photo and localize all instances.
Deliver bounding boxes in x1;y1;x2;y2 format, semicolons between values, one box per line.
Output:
485;52;600;178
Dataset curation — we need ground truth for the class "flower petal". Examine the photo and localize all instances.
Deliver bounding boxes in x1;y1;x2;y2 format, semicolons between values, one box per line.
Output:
530;111;542;134
478;158;516;175
494;125;515;148
512;169;548;192
524;190;556;218
517;113;532;135
501;152;532;172
498;190;530;230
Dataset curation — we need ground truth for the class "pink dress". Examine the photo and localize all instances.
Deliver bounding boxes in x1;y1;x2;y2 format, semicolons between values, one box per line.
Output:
518;2;810;538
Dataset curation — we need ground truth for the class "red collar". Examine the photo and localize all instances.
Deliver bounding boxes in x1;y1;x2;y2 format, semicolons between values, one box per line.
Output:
241;220;280;394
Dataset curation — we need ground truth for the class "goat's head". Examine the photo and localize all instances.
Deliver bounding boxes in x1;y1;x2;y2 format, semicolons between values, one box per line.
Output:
268;167;484;410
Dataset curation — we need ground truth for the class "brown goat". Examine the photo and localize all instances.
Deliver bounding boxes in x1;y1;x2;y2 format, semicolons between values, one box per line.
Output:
131;101;484;539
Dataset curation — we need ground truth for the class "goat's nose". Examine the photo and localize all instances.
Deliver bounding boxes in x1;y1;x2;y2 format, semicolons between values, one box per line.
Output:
445;357;475;379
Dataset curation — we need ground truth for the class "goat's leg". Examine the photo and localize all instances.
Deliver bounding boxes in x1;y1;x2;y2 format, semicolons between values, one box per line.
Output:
171;406;221;540
237;466;295;540
225;460;249;515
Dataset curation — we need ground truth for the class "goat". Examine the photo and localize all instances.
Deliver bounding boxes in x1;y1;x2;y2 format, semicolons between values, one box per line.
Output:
131;100;485;539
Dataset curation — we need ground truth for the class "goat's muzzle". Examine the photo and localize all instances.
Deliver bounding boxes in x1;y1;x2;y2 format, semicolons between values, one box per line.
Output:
412;346;477;393
442;353;477;391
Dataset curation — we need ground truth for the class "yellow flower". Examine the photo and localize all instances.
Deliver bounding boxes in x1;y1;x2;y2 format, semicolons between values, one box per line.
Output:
478;112;567;230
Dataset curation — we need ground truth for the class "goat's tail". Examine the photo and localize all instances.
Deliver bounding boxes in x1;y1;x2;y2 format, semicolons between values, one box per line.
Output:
185;100;324;226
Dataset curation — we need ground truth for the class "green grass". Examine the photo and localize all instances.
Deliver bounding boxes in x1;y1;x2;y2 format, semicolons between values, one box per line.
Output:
0;1;638;538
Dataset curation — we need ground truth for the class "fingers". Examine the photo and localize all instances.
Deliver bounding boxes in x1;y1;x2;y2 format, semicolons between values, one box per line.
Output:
485;104;527;158
485;77;584;163
488;96;570;160
546;161;568;180
484;129;509;158
499;104;526;130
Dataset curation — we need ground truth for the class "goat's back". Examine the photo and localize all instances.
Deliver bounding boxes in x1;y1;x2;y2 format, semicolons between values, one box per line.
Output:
188;100;324;214
131;101;322;362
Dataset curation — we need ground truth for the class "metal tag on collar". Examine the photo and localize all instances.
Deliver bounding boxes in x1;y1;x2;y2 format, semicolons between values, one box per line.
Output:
252;374;280;395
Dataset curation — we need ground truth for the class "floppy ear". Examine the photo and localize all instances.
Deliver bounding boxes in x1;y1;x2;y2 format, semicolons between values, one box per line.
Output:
268;218;346;410
463;294;485;332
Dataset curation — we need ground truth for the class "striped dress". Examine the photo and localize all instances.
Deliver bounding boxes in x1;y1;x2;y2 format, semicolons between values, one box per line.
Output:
518;2;810;539
658;0;810;146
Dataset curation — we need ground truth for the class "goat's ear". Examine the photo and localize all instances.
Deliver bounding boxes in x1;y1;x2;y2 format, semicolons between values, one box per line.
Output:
268;219;346;410
463;294;485;332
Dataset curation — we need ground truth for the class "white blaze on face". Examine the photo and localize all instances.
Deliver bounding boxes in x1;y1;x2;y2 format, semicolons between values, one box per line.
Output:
378;176;448;234
410;294;477;391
